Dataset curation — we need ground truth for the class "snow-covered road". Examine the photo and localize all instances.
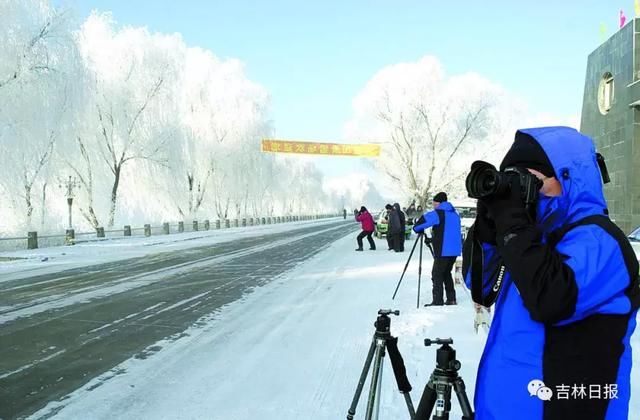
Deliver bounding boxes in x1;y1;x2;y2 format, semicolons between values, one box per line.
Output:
8;224;640;419
0;219;358;419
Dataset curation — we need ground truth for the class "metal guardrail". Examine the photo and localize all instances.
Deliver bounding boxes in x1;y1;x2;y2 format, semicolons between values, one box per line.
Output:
0;214;342;252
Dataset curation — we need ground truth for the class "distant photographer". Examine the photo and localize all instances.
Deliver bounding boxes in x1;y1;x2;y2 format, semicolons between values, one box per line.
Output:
413;192;462;306
385;203;403;252
354;206;376;251
462;127;640;419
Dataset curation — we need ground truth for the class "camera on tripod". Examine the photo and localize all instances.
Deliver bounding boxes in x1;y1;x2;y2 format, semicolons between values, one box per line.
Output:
465;160;542;206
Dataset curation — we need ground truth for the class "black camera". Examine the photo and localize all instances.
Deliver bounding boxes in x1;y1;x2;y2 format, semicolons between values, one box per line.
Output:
465;160;542;206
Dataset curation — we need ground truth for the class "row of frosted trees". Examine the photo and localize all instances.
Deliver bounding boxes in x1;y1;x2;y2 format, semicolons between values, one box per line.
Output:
0;1;340;235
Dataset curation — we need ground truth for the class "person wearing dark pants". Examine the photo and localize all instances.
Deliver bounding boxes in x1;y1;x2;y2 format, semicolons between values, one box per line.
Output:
387;204;402;252
356;230;375;250
413;192;462;306
354;206;376;251
431;256;457;306
393;203;406;252
384;203;402;251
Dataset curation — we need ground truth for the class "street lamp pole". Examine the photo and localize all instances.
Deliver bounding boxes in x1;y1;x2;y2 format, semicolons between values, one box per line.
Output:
64;176;80;229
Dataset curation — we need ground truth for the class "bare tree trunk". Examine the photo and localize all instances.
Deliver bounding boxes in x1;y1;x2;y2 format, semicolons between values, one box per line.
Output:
187;173;194;216
108;164;121;228
69;137;102;229
40;182;47;229
25;184;33;229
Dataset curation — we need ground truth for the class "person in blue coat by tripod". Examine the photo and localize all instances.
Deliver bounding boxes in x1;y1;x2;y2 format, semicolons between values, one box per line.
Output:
413;192;462;306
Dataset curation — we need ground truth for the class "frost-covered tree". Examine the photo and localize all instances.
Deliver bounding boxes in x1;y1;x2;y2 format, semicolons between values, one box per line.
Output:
345;56;520;208
0;0;338;235
77;13;180;227
0;0;81;230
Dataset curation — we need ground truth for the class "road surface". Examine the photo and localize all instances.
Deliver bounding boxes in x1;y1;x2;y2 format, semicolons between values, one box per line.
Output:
0;220;357;419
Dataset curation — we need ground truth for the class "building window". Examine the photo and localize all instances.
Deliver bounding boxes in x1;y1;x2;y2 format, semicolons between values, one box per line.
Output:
598;72;614;115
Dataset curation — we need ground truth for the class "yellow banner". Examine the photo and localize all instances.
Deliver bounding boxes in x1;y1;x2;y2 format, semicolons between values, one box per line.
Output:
261;139;380;157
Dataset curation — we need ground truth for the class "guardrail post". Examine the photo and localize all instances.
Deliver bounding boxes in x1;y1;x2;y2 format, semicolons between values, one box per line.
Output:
163;222;170;234
262;217;266;225
204;220;210;230
27;231;38;249
242;218;246;227
124;225;131;236
96;227;105;238
178;222;184;233
216;220;221;229
144;224;151;237
65;229;75;245
225;219;230;228
193;220;199;231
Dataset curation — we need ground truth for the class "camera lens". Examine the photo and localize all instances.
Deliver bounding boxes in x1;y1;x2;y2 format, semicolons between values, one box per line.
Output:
466;161;501;199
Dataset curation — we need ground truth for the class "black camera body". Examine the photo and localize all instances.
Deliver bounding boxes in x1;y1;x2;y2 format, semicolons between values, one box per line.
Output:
465;160;542;206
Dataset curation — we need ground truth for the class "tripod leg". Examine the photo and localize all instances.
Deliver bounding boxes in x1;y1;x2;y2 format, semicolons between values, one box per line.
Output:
453;377;475;420
373;356;384;420
414;376;437;420
403;393;416;419
392;234;421;300
433;383;452;420
417;235;423;308
365;340;385;420
347;335;378;420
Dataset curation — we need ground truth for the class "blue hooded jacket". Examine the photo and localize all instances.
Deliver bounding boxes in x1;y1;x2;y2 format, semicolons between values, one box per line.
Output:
464;127;640;420
413;201;462;257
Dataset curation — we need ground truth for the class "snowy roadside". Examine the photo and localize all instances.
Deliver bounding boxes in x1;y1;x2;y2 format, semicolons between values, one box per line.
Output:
0;217;344;281
29;231;640;420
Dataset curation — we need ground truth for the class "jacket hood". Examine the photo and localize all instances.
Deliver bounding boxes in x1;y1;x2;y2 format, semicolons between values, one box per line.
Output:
515;127;608;230
436;201;455;212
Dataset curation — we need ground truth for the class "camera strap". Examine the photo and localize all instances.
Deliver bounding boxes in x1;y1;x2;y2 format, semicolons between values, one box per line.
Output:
468;226;506;307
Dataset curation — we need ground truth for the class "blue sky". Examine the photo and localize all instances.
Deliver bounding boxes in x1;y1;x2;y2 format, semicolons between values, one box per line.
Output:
64;1;625;138
62;0;627;187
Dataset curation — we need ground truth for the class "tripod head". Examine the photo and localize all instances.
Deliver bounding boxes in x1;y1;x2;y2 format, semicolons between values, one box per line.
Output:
374;309;399;335
424;338;453;346
423;337;461;373
378;309;400;316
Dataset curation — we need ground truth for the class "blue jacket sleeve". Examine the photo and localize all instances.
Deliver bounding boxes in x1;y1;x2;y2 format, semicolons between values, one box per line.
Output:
496;221;634;324
412;211;439;233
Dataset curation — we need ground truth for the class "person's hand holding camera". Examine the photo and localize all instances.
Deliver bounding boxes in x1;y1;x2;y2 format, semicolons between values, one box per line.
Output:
471;200;497;245
481;175;532;239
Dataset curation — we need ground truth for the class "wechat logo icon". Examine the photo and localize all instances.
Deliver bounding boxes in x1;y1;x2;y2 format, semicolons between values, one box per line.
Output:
528;379;554;401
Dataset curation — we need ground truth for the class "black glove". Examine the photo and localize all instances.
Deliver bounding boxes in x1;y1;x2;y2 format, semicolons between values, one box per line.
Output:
471;200;497;245
481;174;532;238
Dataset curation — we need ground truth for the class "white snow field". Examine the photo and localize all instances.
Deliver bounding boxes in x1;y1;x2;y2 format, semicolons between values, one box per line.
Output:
25;229;640;420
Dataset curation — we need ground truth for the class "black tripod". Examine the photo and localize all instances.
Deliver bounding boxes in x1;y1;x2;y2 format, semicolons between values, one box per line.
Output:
414;338;474;420
347;310;415;420
392;232;435;308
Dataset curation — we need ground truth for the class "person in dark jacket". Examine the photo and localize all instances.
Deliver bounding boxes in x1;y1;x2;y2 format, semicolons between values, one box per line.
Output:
386;203;402;252
354;206;376;251
383;204;393;250
462;127;640;420
406;203;418;223
393;203;406;252
413;192;461;306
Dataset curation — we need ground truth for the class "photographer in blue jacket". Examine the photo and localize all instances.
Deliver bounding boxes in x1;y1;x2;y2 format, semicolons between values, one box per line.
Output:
462;127;640;420
413;192;462;306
